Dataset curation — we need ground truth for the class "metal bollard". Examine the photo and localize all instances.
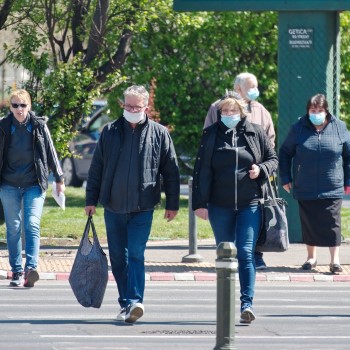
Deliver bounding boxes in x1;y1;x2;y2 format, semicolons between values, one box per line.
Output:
214;242;237;350
182;178;204;263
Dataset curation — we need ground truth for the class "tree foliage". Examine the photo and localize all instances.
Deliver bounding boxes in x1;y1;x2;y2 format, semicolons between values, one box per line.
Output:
2;0;158;155
1;1;279;158
2;1;350;162
340;12;350;125
111;9;278;163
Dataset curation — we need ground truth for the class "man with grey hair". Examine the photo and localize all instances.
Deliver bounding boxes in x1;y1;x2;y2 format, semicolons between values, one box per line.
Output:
204;72;275;147
203;73;276;270
85;85;180;323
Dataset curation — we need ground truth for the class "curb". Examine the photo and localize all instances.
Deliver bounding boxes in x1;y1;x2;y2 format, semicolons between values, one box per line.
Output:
2;270;350;282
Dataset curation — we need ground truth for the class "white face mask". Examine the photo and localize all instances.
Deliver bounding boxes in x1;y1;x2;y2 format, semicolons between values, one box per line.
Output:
123;109;145;124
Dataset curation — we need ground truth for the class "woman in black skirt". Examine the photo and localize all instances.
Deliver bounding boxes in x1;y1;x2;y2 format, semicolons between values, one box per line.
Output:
279;94;350;273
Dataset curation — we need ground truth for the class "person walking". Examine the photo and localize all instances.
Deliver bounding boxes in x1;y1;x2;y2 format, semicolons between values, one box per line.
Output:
279;93;350;273
203;72;275;270
204;72;275;146
0;89;65;287
85;85;180;323
192;96;278;324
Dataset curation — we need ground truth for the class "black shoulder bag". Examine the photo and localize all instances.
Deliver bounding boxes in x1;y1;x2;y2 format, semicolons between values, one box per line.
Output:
256;176;289;252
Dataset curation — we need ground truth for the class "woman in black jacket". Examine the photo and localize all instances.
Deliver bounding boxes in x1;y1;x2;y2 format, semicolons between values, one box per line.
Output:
192;96;278;324
0;89;65;288
279;94;350;273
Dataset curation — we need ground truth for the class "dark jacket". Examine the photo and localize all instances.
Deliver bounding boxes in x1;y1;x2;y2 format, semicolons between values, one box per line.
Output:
85;116;180;211
0;111;64;192
192;118;278;211
279;114;350;200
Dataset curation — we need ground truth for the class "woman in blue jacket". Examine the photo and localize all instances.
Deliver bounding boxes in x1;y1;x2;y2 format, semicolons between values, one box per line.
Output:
279;94;350;273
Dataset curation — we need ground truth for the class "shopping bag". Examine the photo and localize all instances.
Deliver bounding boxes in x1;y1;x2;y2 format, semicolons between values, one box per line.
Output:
256;176;289;253
69;216;108;308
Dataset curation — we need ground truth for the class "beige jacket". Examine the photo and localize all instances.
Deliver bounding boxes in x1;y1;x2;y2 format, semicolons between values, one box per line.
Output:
203;99;276;147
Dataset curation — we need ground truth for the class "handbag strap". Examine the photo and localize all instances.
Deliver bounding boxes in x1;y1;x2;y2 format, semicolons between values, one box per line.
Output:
267;177;276;200
81;216;99;243
270;172;279;197
81;216;92;241
89;215;104;251
261;173;278;201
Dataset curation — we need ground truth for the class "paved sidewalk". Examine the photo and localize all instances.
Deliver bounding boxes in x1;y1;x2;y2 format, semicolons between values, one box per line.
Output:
1;239;350;282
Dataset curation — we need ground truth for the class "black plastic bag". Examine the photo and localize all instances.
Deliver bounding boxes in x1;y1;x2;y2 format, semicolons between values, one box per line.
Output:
69;216;108;308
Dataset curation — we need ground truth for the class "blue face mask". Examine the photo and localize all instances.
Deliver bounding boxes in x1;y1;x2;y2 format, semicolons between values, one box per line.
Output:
221;114;241;129
309;112;326;126
246;88;259;101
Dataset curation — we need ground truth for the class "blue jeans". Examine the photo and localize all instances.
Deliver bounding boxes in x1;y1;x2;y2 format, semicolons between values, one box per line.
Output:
208;203;261;311
104;209;154;308
0;185;46;273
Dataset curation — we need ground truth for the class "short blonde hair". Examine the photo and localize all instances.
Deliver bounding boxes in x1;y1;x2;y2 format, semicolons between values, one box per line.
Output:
10;89;31;107
218;97;246;116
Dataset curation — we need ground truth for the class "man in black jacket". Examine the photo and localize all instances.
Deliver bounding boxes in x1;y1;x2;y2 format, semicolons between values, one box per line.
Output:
85;85;180;323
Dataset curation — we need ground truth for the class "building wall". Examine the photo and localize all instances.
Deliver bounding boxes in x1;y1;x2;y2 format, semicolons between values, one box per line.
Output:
0;31;29;101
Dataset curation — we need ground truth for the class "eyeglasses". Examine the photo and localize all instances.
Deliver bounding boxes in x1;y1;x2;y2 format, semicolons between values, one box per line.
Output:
11;103;28;109
124;104;145;112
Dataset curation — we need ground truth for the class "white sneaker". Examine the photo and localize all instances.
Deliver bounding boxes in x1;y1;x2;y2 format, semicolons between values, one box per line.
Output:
240;307;256;324
125;303;144;323
116;307;126;321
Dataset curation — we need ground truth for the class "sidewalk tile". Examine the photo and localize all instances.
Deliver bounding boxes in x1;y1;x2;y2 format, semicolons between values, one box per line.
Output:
193;273;216;281
150;272;175;281
174;273;195;281
333;275;350;282
40;272;56;280
314;275;334;282
256;274;267;281
267;274;290;282
290;274;314;282
56;273;69;281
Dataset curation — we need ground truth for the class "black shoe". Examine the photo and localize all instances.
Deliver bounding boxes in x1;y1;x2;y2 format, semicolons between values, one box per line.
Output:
301;260;317;270
10;272;24;287
24;269;39;287
330;263;342;274
255;255;267;270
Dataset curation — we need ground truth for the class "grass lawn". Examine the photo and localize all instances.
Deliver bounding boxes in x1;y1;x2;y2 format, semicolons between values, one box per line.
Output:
0;185;213;244
0;185;349;244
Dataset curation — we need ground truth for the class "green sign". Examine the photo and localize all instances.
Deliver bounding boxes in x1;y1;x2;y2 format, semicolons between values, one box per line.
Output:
174;0;350;12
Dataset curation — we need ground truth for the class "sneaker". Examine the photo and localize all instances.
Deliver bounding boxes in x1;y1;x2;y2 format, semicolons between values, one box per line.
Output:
10;272;24;287
24;268;39;288
240;307;256;324
116;307;126;321
125;303;144;323
255;255;267;270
